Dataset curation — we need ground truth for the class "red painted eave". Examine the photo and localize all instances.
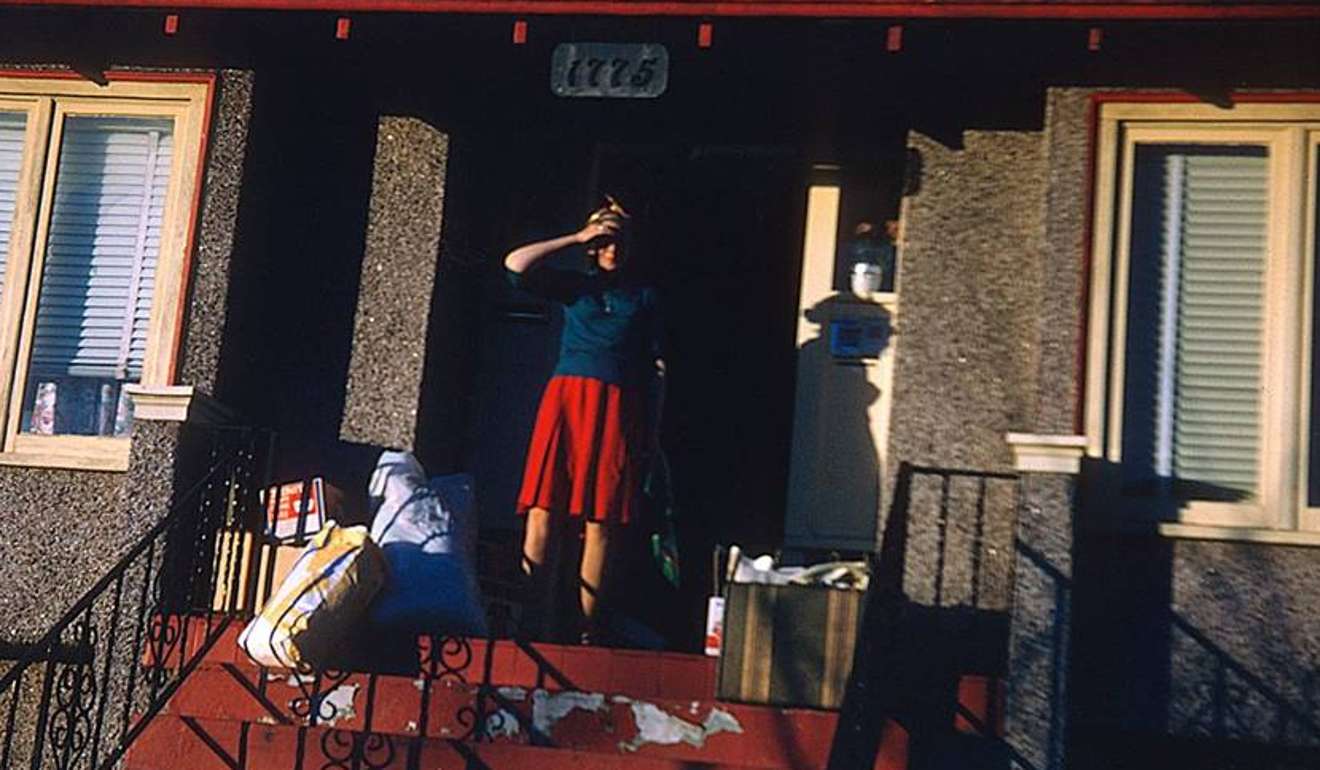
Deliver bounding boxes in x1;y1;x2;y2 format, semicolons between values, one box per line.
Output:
3;0;1320;19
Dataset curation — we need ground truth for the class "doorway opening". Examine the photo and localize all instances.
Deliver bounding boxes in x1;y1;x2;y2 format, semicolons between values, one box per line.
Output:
435;135;807;649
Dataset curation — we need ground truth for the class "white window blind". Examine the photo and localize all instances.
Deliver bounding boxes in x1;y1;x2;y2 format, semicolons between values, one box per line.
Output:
1122;145;1268;499
22;115;174;436
0;111;26;298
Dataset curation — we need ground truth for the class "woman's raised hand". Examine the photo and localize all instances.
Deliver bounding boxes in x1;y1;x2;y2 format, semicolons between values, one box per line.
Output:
576;218;621;245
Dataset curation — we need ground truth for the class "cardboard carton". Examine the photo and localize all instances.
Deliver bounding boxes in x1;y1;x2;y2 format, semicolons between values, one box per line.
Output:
211;531;304;615
716;582;864;709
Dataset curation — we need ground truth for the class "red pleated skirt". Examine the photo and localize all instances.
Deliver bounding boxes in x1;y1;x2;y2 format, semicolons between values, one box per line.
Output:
517;375;645;525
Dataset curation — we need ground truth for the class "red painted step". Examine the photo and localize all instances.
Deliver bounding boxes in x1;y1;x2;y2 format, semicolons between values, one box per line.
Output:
128;715;854;770
127;714;913;770
153;665;912;768
186;620;719;701
131;617;999;770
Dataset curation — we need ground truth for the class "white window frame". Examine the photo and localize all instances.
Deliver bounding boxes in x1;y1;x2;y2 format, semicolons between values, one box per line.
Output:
1086;101;1320;536
0;75;210;472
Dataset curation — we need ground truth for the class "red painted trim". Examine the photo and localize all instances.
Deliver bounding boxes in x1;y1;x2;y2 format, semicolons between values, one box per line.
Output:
1076;94;1100;436
0;68;214;84
3;0;1320;20
168;72;217;385
1075;89;1320;434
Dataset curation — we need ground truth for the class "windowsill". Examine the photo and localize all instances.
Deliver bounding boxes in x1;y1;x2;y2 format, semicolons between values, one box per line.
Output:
1156;522;1320;547
1006;433;1087;474
0;438;130;473
1081;512;1320;548
124;385;234;424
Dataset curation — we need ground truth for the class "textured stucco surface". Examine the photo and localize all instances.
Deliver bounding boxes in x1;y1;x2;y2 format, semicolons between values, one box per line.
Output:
0;69;254;645
1035;89;1092;435
888;125;1086;769
887;128;1047;608
889;130;1045;473
177;69;256;395
339;117;449;450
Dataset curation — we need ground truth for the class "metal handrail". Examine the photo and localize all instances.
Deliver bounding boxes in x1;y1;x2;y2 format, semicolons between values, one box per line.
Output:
0;424;273;770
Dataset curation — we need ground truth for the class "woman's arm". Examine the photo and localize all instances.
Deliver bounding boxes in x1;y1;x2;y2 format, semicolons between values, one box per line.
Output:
503;219;620;274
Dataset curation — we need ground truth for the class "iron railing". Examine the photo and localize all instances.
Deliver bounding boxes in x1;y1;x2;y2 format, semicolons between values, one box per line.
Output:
201;632;576;770
0;425;271;770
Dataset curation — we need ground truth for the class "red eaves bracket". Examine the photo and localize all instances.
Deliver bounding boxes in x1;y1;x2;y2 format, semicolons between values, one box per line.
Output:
513;18;528;44
698;21;713;47
335;15;350;38
163;12;179;33
886;23;903;51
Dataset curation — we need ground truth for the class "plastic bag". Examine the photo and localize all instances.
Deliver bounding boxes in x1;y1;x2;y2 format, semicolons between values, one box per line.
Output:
237;521;386;669
367;451;488;637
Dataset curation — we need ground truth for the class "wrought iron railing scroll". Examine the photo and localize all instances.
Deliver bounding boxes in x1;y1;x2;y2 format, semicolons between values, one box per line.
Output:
0;425;271;770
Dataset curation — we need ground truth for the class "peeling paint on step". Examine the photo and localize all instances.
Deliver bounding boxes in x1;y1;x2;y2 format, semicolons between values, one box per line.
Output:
483;709;522;740
314;683;360;727
283;672;317;687
619;703;743;753
532;690;607;736
702;708;743;737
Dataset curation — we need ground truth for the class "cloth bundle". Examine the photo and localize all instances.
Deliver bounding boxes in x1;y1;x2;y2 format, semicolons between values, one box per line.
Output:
237;522;386;669
367;451;488;637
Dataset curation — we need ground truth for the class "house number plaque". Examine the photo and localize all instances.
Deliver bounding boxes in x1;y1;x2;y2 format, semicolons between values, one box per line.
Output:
550;43;669;99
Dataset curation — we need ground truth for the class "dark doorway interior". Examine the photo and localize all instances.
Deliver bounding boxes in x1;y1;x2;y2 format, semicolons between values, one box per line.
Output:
444;136;806;650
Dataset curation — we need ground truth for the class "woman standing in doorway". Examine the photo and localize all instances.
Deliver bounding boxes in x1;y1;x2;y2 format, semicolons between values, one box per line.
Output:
504;197;665;645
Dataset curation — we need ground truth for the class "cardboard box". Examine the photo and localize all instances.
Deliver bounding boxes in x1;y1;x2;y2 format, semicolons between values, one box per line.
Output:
211;531;303;615
716;582;864;709
262;479;328;542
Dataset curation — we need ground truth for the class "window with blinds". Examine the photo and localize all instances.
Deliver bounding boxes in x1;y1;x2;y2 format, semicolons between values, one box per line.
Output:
0;111;26;298
20;116;175;437
0;77;207;470
1121;145;1268;501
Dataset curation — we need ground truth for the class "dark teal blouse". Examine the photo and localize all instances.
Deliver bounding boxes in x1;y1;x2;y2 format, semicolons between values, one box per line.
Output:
507;265;662;387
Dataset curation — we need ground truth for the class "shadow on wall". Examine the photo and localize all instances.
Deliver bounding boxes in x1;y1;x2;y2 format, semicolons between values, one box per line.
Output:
1066;461;1320;770
828;462;1022;770
827;458;1320;770
791;293;887;546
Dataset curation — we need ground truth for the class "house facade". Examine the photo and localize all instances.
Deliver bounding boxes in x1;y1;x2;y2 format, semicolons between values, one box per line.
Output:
2;2;1320;768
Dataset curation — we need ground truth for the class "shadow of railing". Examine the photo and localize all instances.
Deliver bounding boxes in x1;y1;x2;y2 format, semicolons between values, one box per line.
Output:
827;461;1022;770
1167;614;1320;746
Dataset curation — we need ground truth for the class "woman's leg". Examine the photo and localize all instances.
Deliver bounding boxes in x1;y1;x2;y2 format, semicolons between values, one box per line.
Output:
579;520;614;638
520;507;559;639
522;507;554;576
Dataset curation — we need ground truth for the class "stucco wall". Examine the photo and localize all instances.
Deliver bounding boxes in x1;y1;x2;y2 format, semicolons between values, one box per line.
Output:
888;129;1047;612
0;69;255;645
339;116;450;451
888;125;1078;769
